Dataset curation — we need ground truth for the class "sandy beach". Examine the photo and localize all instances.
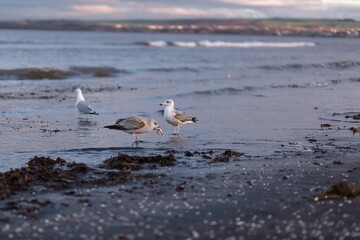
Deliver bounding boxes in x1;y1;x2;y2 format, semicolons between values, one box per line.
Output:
1;115;360;239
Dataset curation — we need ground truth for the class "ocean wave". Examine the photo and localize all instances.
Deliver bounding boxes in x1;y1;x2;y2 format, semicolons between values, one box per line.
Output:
145;67;199;73
260;60;360;71
136;41;168;47
135;40;315;48
175;81;340;97
271;80;342;89
0;85;135;100
0;66;128;80
350;77;360;82
69;66;128;77
0;40;37;45
177;87;257;97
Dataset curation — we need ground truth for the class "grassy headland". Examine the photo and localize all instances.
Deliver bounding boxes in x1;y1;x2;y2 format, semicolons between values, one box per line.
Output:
0;18;359;37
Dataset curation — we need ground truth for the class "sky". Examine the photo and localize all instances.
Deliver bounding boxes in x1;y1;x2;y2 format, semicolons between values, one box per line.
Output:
0;0;360;21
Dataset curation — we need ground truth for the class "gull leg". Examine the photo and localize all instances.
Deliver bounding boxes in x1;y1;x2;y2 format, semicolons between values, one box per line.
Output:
172;126;176;135
132;134;135;142
132;134;139;146
174;125;179;134
173;125;180;135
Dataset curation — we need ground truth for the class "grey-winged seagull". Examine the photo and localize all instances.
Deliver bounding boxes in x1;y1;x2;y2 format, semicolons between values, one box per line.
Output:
75;88;98;115
160;99;198;134
104;116;164;142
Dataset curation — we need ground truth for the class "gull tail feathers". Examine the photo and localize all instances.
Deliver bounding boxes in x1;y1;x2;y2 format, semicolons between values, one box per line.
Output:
192;117;198;123
104;125;123;130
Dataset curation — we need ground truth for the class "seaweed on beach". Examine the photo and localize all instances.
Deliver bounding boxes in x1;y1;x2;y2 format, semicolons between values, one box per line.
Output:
103;153;176;171
0;66;125;80
352;114;360;120
0;156;89;199
313;181;360;200
69;66;123;78
345;113;360;120
0;153;177;199
349;127;359;135
0;68;69;80
210;150;243;163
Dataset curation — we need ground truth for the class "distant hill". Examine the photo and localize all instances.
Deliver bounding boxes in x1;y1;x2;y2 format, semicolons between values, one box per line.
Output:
0;18;359;37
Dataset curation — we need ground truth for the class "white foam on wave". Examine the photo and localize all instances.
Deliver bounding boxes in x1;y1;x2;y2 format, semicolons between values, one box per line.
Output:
139;40;316;48
171;41;198;47
148;40;168;47
197;40;316;48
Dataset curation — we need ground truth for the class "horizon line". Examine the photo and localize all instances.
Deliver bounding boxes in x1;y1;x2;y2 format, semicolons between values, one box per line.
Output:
0;17;358;22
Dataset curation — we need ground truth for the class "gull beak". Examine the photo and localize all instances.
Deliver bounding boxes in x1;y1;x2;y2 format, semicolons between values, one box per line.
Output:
156;127;164;137
160;101;167;106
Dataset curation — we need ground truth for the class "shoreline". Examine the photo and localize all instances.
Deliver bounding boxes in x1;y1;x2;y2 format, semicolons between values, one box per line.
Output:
1;18;359;38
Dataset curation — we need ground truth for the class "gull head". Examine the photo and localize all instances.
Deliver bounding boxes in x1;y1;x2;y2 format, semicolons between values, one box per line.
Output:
75;88;82;95
149;119;164;136
75;88;86;102
160;99;174;108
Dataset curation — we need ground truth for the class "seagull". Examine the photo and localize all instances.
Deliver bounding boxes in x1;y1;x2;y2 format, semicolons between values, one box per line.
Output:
75;88;98;115
160;99;198;134
104;116;164;142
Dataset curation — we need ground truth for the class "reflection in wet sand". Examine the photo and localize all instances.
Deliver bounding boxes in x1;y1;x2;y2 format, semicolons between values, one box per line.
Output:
78;117;97;128
166;135;194;149
77;117;98;138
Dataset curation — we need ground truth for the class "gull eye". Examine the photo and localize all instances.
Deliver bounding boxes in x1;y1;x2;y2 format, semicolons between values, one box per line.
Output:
167;101;170;103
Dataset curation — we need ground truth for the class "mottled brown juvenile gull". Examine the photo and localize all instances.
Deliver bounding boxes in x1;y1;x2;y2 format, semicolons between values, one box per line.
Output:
75;88;98;115
160;99;198;134
104;116;164;142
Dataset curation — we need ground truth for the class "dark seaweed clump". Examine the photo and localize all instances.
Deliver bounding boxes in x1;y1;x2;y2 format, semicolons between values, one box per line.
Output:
0;66;124;80
179;149;243;163
210;150;243;163
320;123;331;128
314;181;360;200
103;153;176;171
0;153;177;199
0;68;68;80
345;113;360;120
69;66;123;78
0;156;88;199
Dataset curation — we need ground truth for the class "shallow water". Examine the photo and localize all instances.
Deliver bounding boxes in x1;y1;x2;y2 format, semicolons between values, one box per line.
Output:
0;29;360;171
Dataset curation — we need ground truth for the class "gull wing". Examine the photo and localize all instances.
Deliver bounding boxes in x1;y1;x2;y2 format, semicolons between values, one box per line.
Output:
76;100;97;115
115;116;146;130
174;109;194;123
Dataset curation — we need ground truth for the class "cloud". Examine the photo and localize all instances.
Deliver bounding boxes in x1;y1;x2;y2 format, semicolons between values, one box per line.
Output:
219;0;323;10
207;8;265;18
76;0;119;2
144;7;206;16
1;0;360;20
322;0;360;5
68;5;125;13
142;6;265;18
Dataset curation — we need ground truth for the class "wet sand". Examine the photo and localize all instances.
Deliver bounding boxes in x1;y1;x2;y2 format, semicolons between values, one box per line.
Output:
0;128;359;239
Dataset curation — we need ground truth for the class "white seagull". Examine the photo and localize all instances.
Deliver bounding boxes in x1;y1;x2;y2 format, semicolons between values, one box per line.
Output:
160;99;198;134
104;116;164;142
75;88;98;115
